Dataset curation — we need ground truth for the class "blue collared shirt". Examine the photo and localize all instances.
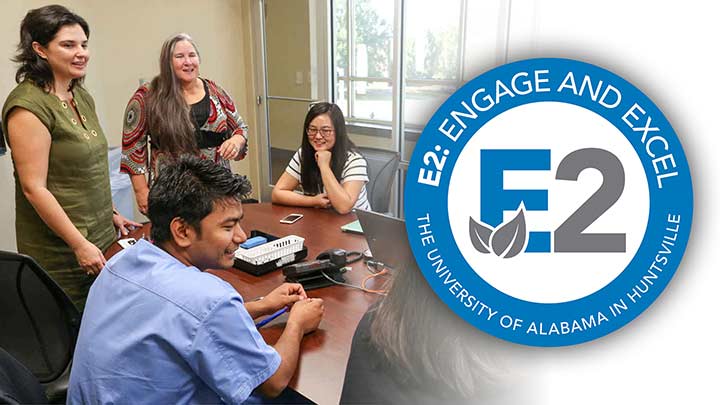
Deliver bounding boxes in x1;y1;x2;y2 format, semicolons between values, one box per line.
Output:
68;239;280;404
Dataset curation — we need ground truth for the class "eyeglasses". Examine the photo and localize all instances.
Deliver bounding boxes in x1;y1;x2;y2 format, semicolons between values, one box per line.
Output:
306;126;335;137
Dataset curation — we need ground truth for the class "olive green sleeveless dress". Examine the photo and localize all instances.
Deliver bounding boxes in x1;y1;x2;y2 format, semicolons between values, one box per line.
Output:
2;81;116;311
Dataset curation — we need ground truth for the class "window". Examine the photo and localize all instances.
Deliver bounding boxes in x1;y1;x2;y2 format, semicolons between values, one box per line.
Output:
254;0;508;209
333;0;507;163
335;0;394;124
403;0;462;128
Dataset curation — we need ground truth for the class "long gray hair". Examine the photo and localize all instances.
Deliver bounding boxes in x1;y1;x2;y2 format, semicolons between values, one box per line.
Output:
146;33;201;154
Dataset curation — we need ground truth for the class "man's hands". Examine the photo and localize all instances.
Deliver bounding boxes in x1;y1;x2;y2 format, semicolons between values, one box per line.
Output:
262;282;307;312
248;283;324;335
288;298;324;335
258;289;325;398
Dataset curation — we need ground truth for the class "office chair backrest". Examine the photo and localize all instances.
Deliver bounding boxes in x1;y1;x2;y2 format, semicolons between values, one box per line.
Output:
357;146;400;213
0;251;80;401
0;347;48;404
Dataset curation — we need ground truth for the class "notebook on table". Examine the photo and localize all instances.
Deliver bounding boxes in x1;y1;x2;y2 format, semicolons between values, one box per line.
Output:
340;220;363;235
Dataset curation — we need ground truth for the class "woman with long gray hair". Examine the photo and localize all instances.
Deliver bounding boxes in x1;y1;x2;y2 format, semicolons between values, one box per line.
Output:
120;33;249;214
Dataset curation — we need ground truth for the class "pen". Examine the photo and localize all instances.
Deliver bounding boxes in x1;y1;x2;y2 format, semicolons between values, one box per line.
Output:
255;307;288;328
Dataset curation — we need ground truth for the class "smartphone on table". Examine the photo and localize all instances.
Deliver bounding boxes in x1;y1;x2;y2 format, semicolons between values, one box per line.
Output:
280;213;304;224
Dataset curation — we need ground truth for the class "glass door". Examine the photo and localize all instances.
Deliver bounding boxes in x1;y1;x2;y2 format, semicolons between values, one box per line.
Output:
254;0;331;201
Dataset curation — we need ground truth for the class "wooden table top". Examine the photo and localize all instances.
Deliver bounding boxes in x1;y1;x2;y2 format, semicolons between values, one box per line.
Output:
106;203;386;405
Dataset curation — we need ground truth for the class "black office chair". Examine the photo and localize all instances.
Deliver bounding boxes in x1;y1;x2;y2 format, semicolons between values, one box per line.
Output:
0;347;48;404
0;251;81;404
357;146;400;214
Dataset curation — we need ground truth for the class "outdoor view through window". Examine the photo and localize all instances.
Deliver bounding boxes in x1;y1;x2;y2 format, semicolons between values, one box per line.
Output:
334;0;504;161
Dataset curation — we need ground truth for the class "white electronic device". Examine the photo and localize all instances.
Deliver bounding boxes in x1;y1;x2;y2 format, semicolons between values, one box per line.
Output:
118;238;137;249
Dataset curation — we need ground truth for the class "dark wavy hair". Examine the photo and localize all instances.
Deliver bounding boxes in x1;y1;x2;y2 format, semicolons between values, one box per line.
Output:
148;155;251;245
146;33;200;154
13;4;90;91
300;102;357;194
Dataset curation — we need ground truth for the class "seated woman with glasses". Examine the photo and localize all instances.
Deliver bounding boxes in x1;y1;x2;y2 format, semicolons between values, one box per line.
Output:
272;102;371;214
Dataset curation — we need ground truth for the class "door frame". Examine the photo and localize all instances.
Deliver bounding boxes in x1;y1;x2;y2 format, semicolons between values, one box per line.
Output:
251;0;333;202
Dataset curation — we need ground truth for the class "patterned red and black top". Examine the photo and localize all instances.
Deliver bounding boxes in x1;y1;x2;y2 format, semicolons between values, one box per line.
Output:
120;78;248;180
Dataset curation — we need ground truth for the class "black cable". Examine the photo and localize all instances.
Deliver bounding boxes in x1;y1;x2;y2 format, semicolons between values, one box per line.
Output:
344;250;363;264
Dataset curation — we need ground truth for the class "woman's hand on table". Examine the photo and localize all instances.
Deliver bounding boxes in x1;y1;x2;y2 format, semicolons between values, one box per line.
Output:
312;193;331;209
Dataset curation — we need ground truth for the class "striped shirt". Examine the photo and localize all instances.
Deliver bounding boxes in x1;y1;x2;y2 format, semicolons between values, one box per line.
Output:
285;149;371;211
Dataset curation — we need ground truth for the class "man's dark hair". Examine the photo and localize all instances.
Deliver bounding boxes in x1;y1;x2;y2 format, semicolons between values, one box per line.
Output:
148;155;252;244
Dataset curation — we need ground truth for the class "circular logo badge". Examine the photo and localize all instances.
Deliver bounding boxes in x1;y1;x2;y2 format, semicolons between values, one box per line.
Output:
404;58;693;346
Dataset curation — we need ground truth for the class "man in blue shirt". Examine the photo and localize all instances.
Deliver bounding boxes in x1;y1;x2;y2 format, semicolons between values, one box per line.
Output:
68;156;324;403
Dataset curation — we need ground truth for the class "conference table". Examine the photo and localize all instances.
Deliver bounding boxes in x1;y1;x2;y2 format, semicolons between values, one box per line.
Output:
105;203;386;405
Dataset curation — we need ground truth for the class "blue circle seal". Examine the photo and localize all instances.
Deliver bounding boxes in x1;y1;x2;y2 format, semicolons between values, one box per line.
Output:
404;58;693;346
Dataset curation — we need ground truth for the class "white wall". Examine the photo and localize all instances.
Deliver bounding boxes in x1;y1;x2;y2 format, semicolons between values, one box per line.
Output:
506;0;719;403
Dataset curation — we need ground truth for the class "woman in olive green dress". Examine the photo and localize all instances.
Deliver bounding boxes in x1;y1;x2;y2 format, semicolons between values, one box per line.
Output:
2;5;140;310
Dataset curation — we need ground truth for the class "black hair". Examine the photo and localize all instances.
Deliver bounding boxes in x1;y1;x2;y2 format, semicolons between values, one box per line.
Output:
300;102;357;194
13;4;90;91
148;155;252;244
